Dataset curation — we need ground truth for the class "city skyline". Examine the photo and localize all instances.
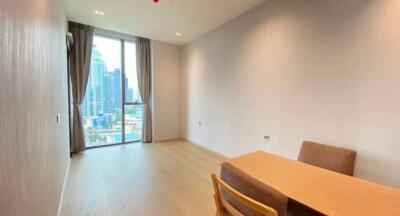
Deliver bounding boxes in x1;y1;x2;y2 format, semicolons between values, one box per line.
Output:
82;46;140;117
81;37;143;147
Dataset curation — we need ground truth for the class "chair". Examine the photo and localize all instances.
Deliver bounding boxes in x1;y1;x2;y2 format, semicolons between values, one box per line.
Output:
288;140;357;216
297;141;356;176
211;162;288;216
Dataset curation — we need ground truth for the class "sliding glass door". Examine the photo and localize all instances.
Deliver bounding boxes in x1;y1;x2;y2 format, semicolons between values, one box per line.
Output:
82;35;142;148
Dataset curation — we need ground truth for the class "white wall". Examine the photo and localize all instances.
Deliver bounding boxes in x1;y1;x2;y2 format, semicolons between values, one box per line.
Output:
182;0;400;188
152;41;182;141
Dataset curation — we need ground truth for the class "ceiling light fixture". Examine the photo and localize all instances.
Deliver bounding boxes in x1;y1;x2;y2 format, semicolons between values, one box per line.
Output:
175;32;182;37
94;10;104;16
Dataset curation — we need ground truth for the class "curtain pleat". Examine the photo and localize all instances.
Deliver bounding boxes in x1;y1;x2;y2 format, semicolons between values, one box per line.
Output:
136;37;153;143
69;22;94;152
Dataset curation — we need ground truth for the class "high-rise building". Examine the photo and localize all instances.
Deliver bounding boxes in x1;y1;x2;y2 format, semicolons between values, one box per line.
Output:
112;69;122;106
102;72;114;114
82;46;106;116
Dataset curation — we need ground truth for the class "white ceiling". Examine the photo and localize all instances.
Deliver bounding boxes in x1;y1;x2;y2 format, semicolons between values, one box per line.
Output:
63;0;266;45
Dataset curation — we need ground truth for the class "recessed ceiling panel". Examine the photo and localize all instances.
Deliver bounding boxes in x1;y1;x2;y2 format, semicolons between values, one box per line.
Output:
63;0;266;45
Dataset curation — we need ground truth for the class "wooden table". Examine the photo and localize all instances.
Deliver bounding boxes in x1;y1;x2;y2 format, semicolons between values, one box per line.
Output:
226;151;400;216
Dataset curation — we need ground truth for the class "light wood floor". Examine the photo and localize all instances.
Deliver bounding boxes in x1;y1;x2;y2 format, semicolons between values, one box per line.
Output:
60;139;226;216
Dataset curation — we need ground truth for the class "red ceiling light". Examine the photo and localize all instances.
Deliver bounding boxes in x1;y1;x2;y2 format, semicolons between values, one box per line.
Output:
153;0;160;3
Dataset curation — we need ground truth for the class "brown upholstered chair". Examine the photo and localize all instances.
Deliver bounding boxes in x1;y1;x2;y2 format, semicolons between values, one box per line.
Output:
287;140;357;216
212;162;288;216
297;141;356;176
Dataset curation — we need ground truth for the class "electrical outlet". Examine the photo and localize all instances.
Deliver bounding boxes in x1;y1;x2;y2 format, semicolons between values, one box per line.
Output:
198;121;202;126
56;114;61;123
264;135;271;143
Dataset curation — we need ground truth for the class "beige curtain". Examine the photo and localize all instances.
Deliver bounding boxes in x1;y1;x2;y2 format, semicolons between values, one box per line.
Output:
136;37;153;143
69;22;94;152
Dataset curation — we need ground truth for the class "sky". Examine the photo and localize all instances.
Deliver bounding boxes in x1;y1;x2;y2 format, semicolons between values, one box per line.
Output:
93;36;138;89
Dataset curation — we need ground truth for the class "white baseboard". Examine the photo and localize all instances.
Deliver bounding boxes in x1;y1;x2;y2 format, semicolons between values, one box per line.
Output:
57;158;71;216
153;136;184;143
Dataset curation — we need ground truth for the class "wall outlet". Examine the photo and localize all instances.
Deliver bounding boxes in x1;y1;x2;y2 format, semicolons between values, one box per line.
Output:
198;121;202;126
56;114;61;123
264;135;271;143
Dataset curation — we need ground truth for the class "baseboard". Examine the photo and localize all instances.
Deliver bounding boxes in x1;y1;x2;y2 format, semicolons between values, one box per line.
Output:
154;137;185;143
155;136;229;159
57;158;71;216
181;137;229;159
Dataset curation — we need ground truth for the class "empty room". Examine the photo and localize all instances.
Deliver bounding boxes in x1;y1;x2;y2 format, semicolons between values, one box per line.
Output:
1;0;400;215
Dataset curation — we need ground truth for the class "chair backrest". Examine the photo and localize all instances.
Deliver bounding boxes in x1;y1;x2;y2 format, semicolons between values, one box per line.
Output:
298;141;356;176
211;162;288;216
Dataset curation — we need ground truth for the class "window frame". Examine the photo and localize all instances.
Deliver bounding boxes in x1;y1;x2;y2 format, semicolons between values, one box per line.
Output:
85;29;142;149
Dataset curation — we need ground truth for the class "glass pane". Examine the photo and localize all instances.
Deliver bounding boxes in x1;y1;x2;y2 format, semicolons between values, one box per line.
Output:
82;36;122;147
124;42;141;103
125;105;143;142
